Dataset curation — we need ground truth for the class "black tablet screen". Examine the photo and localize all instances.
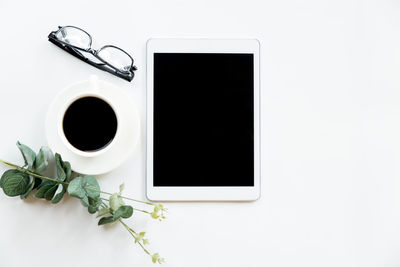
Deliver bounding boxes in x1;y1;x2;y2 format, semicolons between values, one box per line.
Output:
153;53;254;186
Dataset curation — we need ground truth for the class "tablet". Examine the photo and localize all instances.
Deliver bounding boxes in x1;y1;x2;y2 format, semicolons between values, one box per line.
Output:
146;39;260;201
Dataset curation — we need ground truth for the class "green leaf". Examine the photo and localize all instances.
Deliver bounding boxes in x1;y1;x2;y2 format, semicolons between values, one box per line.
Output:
88;204;98;214
83;176;100;199
88;197;102;214
34;147;53;173
68;176;102;213
113;205;133;220
0;171;6;188
32;178;42;190
55;155;66;181
35;181;56;198
51;184;66;204
97;207;110;217
53;153;72;182
20;176;35;200
63;161;72;181
109;193;124;211
44;185;58;201
67;175;102;214
36;180;54;190
67;175;100;203
16;141;36;169
98;216;115;226
80;196;89;207
67;177;86;199
1;169;30;197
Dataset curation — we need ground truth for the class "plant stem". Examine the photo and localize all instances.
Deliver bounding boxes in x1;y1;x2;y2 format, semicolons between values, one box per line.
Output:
133;208;151;214
0;159;68;185
100;197;150;214
84;186;154;206
119;219;151;255
0;159;20;169
1;158;161;261
0;159;154;207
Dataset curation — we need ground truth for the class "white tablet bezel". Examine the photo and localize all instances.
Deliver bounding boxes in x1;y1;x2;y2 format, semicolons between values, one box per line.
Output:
146;38;260;201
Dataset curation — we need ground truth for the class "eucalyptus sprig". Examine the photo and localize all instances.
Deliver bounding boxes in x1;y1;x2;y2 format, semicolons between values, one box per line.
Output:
0;142;166;264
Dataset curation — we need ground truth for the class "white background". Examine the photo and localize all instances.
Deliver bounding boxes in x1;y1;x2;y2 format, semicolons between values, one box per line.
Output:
0;0;400;266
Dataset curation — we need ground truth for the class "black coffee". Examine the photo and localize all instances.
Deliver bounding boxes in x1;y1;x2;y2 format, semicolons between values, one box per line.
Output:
63;96;118;152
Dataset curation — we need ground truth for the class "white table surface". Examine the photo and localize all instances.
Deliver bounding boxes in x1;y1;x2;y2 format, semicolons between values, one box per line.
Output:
1;0;400;266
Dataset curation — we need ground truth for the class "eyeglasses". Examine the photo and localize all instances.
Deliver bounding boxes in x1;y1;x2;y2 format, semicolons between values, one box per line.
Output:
48;26;137;82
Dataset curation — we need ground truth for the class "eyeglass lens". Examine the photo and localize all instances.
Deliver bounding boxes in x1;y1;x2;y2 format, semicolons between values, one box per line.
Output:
55;26;133;73
98;47;133;73
55;26;91;50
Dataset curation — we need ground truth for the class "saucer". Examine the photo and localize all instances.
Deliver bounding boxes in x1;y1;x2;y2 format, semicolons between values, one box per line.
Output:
46;78;140;175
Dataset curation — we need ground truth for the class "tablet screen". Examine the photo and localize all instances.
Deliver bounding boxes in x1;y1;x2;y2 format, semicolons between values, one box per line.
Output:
153;53;254;186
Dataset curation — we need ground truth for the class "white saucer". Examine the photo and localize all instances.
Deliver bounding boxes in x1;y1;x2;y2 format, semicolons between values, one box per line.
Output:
46;78;140;175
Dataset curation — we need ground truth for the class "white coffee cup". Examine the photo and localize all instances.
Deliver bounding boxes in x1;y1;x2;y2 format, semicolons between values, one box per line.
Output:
46;75;140;174
57;80;120;158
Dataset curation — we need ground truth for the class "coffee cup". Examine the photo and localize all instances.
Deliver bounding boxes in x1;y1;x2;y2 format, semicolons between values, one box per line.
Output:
46;75;140;175
57;76;120;158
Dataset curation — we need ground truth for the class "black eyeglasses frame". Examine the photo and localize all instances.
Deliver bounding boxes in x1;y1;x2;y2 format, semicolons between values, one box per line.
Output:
48;26;137;82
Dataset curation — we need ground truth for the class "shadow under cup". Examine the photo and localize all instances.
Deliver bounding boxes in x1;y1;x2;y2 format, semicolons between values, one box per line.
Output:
62;96;118;153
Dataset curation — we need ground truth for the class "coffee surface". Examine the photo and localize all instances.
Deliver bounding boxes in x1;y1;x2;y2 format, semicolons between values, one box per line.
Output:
63;96;118;152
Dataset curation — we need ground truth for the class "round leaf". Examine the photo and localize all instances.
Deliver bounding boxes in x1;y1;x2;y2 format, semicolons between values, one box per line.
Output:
1;169;30;197
67;177;86;199
113;205;133;220
83;176;100;199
